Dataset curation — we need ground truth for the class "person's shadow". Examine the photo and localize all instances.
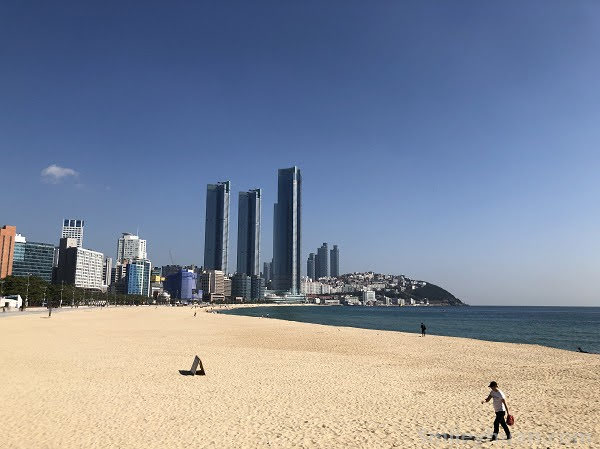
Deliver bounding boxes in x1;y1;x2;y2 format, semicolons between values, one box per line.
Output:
426;432;487;442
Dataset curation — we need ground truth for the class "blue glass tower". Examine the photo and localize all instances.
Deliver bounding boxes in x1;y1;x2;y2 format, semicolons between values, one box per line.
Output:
237;189;261;276
204;181;230;273
272;167;301;294
126;259;151;296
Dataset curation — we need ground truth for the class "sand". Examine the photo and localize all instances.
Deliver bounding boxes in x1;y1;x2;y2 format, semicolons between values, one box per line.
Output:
0;306;598;448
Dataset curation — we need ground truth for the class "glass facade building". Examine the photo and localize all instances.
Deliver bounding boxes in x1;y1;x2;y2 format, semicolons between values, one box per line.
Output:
204;181;230;273
126;259;151;297
236;189;261;276
272;167;301;294
250;275;265;301
231;273;251;301
12;239;55;282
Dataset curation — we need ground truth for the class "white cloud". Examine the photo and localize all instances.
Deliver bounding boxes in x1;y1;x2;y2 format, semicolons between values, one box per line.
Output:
41;164;79;183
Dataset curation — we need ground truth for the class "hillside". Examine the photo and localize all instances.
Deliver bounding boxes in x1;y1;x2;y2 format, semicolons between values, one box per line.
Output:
408;282;465;306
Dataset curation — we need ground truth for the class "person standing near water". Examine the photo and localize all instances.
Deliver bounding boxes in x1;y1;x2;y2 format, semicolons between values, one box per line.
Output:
420;322;426;337
482;381;511;441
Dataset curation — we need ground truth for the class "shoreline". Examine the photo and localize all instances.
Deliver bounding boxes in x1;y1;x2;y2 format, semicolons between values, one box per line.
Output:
222;304;600;355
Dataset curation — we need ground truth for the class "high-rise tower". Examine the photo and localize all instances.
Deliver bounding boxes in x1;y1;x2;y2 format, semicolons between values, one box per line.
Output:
237;189;261;276
316;242;329;279
330;245;340;277
61;219;84;247
117;233;147;263
272;167;301;293
307;253;316;280
204;181;230;273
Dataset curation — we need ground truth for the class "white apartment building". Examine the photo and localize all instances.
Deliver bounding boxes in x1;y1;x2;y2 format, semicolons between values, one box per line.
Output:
117;233;147;263
74;247;104;289
362;290;376;304
301;279;331;295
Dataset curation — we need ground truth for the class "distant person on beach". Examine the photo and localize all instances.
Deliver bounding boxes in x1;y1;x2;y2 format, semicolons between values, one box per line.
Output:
420;323;426;337
482;381;511;441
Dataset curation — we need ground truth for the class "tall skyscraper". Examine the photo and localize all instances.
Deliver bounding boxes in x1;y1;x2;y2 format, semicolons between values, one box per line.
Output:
61;219;85;247
272;167;301;293
117;233;147;263
0;225;17;279
204;181;230;273
236;189;261;276
330;245;340;277
316;243;329;279
307;253;316;280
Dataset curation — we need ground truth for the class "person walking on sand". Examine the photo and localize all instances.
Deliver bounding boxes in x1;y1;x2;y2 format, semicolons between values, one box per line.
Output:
420;322;426;337
482;381;511;441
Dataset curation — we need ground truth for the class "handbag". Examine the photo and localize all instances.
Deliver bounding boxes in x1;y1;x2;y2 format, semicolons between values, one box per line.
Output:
506;414;515;426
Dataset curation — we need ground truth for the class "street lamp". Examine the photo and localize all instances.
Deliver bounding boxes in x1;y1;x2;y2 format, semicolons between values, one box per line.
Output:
24;273;30;311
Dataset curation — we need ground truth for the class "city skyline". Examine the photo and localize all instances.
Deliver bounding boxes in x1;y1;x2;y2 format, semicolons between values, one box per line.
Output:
2;2;599;306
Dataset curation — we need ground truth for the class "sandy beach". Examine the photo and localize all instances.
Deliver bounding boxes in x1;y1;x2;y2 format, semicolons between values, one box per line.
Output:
0;306;598;448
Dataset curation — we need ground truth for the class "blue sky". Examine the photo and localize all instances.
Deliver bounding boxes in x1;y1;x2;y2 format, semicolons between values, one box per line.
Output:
1;1;599;306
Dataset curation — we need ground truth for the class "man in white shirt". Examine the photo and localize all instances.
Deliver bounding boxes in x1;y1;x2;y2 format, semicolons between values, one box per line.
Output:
482;381;512;441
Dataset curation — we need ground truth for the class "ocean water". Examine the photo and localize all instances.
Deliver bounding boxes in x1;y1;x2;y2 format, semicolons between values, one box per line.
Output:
223;305;600;353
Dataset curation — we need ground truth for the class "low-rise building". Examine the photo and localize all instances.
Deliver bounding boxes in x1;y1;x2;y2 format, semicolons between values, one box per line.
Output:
1;295;22;310
12;234;55;282
200;270;225;302
362;290;376;305
164;269;197;300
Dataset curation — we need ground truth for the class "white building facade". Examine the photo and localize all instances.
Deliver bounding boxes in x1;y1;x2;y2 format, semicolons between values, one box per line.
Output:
74;248;104;289
362;290;376;304
117;233;147;263
61;219;85;248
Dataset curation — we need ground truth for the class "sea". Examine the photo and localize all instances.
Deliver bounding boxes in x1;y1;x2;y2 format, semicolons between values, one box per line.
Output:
222;305;600;353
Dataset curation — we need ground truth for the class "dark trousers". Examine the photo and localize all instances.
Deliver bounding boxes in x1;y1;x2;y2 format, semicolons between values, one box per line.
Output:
493;411;511;440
